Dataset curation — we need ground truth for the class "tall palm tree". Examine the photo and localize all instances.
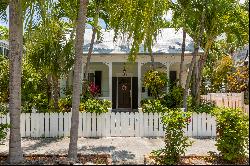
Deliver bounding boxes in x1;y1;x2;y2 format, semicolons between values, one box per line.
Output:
68;0;88;160
8;0;23;163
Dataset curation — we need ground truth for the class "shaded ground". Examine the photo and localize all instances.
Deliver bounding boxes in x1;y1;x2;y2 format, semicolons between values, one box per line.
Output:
0;137;218;165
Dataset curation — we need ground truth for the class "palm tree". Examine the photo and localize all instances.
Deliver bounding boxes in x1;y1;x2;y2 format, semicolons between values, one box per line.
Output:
68;0;88;160
8;0;23;163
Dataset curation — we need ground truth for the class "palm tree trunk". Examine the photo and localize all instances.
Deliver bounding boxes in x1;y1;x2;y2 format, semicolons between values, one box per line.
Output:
191;62;197;105
179;30;186;87
47;74;52;106
195;39;213;104
82;4;100;96
82;27;97;95
68;0;88;160
8;0;23;164
52;75;59;110
183;7;205;111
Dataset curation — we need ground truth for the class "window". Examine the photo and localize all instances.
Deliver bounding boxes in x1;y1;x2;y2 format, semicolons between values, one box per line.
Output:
148;88;152;96
169;71;177;89
88;73;95;83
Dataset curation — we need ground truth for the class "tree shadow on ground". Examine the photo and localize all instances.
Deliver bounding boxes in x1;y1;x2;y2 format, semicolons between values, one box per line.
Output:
22;137;64;153
79;146;135;163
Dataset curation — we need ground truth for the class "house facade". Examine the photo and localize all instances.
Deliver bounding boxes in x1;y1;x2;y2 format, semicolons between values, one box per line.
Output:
0;40;9;58
60;28;203;111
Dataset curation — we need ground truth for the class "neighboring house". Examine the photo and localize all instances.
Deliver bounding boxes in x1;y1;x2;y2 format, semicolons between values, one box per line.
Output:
60;28;203;111
233;44;249;67
0;40;9;57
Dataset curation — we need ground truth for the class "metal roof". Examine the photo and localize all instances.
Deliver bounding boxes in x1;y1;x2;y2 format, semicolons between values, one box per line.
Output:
82;28;203;54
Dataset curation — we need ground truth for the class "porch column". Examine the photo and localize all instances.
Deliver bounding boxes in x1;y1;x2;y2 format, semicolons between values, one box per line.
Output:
108;62;112;102
138;62;142;107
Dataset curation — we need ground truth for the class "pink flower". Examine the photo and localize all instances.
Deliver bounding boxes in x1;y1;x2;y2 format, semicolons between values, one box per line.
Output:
89;82;100;97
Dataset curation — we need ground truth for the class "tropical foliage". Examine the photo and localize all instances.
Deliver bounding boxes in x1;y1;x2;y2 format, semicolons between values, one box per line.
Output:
213;107;249;163
151;108;192;165
143;70;168;99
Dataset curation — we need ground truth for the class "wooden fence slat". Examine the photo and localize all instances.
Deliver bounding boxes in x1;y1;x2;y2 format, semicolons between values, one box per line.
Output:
85;113;91;137
78;113;83;137
91;113;97;137
21;114;25;137
192;113;198;137
44;113;50;138
58;113;64;137
30;113;38;137
110;113;115;136
134;113;139;137
148;113;154;136
82;112;87;137
144;113;149;137
50;113;58;137
158;114;164;136
116;112;121;136
130;113;135;137
96;113;102;137
105;113;111;137
120;112;126;136
25;113;31;137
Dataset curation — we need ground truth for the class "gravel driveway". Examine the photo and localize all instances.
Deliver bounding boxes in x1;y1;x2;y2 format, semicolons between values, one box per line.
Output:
0;137;218;165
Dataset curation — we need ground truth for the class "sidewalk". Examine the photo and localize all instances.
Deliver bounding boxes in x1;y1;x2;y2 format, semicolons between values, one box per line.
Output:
0;137;218;164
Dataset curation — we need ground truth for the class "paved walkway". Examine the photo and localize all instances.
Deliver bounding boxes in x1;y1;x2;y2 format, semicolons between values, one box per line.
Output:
0;137;218;164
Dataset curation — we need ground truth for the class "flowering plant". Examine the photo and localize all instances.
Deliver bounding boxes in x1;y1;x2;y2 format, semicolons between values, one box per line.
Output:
89;82;100;97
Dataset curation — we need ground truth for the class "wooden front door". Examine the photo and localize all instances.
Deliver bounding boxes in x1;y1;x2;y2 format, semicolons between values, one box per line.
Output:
118;77;131;108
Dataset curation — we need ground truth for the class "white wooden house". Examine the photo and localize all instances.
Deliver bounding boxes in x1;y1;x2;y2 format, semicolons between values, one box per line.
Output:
60;28;203;111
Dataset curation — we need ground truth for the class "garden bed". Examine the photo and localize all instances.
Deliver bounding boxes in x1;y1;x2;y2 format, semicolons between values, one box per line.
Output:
0;154;112;165
144;154;249;165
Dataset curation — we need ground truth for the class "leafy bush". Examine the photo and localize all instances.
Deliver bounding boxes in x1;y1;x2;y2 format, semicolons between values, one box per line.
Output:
0;103;8;115
141;99;167;113
81;99;111;114
191;99;217;114
151;108;193;165
58;95;72;112
163;85;184;108
0;123;9;143
214;107;249;163
58;96;111;114
143;70;168;99
0;106;9;143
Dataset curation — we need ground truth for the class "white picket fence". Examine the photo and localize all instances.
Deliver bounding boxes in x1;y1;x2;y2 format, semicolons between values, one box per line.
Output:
201;92;249;115
0;112;216;138
201;92;244;108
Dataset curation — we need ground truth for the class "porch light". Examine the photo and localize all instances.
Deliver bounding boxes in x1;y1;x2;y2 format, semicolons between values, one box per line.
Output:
123;63;127;76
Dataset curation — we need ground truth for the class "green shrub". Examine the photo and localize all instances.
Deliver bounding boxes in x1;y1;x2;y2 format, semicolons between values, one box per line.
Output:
214;107;249;163
163;85;184;108
81;99;111;114
0;123;9;143
191;99;217;114
58;95;72;112
151;108;193;165
141;99;167;113
0;103;8;115
143;70;168;99
0;107;9;143
58;96;111;114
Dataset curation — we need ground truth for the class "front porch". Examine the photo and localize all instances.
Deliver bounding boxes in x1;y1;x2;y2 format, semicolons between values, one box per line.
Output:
60;54;193;111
